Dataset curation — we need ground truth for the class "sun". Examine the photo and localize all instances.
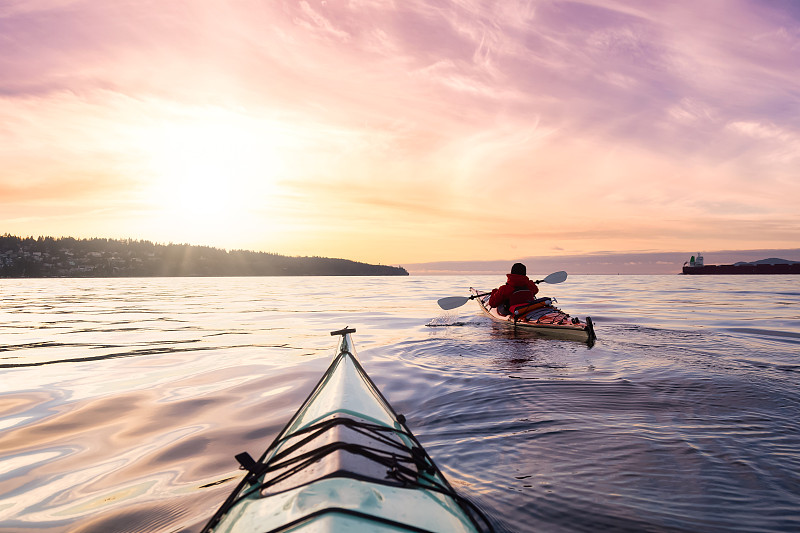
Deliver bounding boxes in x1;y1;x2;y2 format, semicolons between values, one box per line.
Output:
140;115;286;242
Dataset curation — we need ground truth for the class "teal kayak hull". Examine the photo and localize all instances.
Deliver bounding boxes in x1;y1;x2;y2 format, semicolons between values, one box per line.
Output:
202;328;493;533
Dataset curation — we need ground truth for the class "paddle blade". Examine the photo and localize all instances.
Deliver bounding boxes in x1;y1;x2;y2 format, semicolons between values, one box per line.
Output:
542;270;567;284
437;296;471;310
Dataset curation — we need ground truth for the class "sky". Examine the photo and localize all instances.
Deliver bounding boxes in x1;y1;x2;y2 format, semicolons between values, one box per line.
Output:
1;0;799;267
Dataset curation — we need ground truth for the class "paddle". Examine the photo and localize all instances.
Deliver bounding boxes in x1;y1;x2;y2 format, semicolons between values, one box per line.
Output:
437;270;568;310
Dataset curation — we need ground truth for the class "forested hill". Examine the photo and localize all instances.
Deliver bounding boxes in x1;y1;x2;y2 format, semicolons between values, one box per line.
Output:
0;236;408;277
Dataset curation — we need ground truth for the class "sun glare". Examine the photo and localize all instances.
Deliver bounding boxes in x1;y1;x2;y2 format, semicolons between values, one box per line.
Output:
141;115;286;242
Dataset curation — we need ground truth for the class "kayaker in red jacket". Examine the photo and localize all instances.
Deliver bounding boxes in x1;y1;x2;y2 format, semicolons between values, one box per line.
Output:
488;263;539;315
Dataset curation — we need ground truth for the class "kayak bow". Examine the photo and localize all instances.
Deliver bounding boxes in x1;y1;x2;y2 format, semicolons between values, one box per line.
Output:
202;328;494;533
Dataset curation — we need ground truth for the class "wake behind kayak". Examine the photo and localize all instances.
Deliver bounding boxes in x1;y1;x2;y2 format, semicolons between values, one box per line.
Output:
202;328;494;533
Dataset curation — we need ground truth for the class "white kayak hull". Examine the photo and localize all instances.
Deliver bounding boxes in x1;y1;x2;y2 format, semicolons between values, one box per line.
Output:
470;288;596;344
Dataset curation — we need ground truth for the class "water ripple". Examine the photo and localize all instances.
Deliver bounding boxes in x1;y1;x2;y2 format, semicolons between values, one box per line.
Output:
0;276;798;532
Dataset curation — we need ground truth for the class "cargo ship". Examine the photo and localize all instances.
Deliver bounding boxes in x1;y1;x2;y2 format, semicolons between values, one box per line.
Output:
682;253;800;275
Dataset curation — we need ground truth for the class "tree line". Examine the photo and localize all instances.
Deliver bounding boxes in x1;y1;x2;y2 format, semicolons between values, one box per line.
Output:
0;235;409;277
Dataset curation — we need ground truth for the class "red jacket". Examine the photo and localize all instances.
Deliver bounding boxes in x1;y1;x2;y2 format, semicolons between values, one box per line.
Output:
488;273;539;308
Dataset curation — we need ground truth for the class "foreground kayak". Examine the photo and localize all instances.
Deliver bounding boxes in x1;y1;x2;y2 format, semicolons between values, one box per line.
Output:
470;288;597;345
202;328;494;533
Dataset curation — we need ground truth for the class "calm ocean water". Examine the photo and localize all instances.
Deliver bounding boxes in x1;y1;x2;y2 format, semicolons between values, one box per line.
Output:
1;275;798;532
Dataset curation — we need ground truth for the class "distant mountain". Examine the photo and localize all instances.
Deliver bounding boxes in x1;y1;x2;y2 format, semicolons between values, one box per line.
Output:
0;235;408;277
733;258;799;266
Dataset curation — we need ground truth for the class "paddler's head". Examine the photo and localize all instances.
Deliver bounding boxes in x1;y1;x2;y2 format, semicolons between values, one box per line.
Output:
511;262;526;276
